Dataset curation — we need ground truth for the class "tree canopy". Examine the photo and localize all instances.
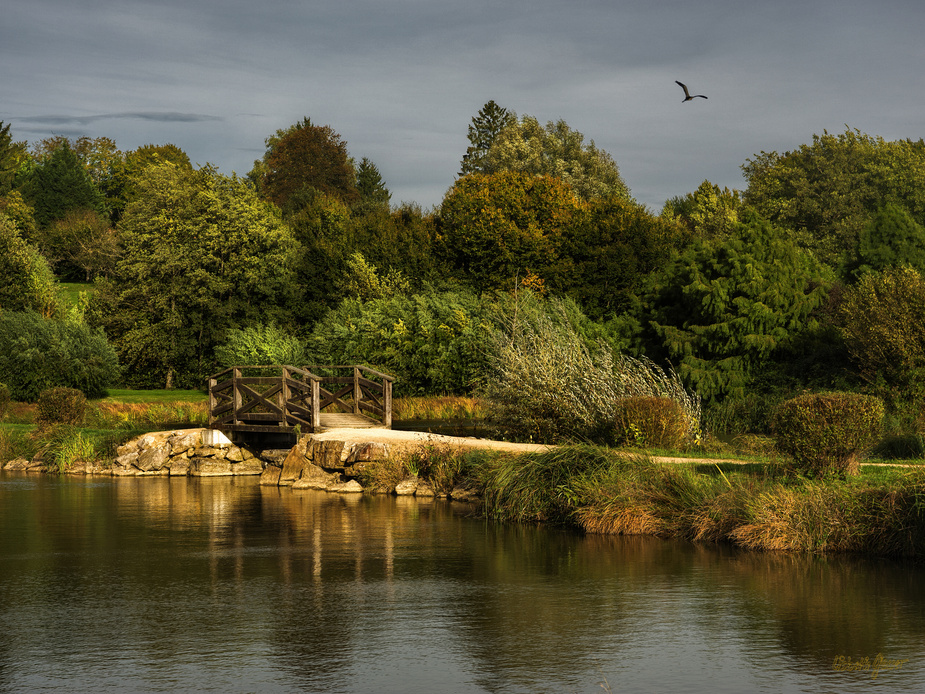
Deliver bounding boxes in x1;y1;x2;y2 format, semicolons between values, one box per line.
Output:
478;115;631;202
742;128;925;269
459;100;517;176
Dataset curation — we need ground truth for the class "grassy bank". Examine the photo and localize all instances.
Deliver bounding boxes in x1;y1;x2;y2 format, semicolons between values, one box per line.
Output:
369;443;925;560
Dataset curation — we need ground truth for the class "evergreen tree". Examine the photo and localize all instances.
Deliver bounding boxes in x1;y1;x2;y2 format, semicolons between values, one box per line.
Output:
353;157;391;212
623;211;828;402
20;141;105;228
459;100;516;176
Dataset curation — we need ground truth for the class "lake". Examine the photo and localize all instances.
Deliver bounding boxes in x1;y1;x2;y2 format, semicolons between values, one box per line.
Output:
1;471;922;693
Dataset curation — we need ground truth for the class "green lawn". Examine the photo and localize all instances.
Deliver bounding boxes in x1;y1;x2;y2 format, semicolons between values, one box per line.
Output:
100;389;208;404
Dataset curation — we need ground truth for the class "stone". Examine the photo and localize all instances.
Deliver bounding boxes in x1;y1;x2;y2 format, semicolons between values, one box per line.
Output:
189;458;233;476
279;435;312;485
450;484;480;502
137;446;169;472
259;449;290;466
259;466;282;486
344;442;389;464
3;458;30;470
230;459;263;476
312;440;346;470
115;451;139;469
115;440;141;457
225;446;245;462
292;463;339;490
395;476;418;496
168;431;202;455
111;464;138;476
195;446;226;459
330;479;364;494
168;458;191;476
415;480;436;497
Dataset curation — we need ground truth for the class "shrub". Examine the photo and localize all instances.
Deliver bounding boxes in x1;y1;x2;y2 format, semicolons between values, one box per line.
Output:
214;323;309;369
614;397;688;450
772;392;884;476
36;387;87;427
0;311;120;401
0;382;10;421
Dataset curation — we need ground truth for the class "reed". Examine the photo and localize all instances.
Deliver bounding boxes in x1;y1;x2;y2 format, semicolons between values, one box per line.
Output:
392;396;488;421
90;401;208;430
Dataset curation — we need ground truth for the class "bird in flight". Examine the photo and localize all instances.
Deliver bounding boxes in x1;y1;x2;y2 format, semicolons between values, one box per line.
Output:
676;81;707;102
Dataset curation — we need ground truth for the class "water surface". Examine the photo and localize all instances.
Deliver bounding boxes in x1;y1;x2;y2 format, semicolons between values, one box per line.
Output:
1;471;922;693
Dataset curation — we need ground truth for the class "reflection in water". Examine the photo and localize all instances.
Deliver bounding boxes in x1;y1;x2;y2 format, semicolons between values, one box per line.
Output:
0;470;923;693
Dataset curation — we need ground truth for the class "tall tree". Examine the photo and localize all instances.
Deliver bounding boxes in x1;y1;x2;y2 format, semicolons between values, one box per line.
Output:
742;128;925;269
847;203;925;279
97;163;296;388
0;212;61;317
0;121;22;195
20;141;106;228
459;100;516;176
353;157;391;212
622;212;829;402
478;115;631;202
661;180;743;240
258;119;358;210
439;171;581;292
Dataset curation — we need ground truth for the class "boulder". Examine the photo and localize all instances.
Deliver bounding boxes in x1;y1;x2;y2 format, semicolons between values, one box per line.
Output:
230;459;263;476
292;463;339;490
3;458;31;470
259;466;282;486
189;458;233;476
137;446;169;472
395;476;418;496
169;458;191;476
415;480;436;497
312;440;346;470
168;431;202;455
330;479;364;494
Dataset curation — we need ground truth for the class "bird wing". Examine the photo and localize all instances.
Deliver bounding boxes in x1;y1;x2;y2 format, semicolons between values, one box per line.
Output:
675;80;691;97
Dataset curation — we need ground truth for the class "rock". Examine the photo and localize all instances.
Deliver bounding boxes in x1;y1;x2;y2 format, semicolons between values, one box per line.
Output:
195;446;227;459
115;451;139;469
168;431;202;455
259;466;282;486
230;459;263;476
168;458;191;476
189;458;233;476
330;479;364;494
292;463;340;490
225;446;245;462
395;476;418;496
312;440;346;470
450;484;481;502
344;442;389;464
111;464;138;476
3;458;31;470
415;480;436;497
137;446;169;472
279;436;312;485
259;449;290;466
115;440;141;457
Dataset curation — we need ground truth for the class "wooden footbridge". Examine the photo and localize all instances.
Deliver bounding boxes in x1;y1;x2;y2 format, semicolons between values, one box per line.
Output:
207;365;393;440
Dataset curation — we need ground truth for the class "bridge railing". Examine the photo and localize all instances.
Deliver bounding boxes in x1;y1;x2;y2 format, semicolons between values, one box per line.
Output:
304;364;394;428
207;364;393;434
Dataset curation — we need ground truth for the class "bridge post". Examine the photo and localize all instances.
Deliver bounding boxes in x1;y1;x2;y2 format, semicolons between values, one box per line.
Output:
311;377;321;431
383;377;392;428
281;366;291;428
233;367;242;427
353;366;361;415
208;376;217;428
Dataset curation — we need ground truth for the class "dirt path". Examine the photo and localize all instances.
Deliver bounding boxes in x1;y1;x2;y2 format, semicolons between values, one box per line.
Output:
310;427;553;455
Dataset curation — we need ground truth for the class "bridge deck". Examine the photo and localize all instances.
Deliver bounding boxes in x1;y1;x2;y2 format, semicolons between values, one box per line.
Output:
318;413;386;430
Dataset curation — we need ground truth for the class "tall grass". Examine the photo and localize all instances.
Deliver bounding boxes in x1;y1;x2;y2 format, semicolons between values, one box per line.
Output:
481;296;701;444
465;443;925;558
90;401;208;430
392;396;487;421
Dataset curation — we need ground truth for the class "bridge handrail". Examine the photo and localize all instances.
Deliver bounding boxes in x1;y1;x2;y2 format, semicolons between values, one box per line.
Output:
207;364;392;434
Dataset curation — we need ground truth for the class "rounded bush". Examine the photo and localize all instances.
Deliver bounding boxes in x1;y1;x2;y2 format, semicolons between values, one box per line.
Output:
772;392;884;476
614;396;689;449
36;387;87;427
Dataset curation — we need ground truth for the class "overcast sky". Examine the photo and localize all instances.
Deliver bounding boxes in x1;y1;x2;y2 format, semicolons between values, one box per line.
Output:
3;0;923;211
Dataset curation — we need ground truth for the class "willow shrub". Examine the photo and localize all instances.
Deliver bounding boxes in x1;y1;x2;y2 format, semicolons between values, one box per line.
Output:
772;392;884;477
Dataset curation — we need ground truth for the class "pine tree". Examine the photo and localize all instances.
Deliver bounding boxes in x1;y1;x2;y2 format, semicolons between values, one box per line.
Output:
459;100;516;176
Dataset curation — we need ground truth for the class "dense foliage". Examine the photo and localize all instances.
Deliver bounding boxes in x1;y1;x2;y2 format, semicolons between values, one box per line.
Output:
0;311;120;401
0;212;61;316
773;392;884;476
